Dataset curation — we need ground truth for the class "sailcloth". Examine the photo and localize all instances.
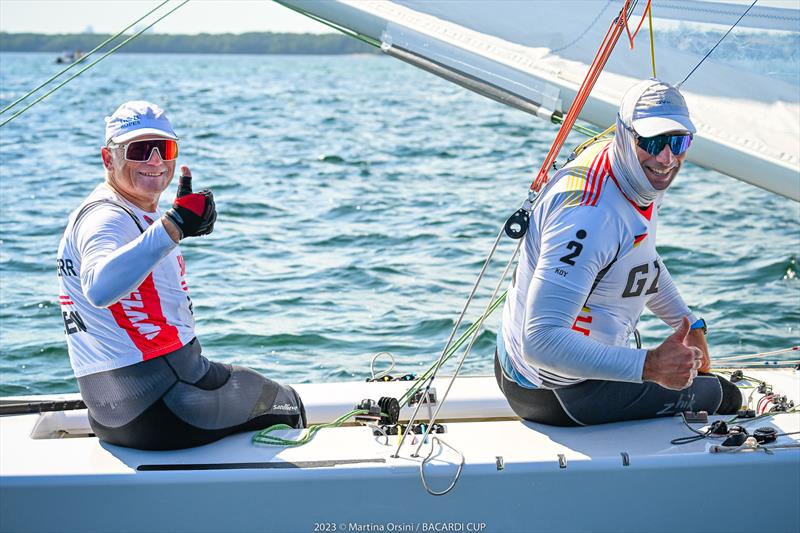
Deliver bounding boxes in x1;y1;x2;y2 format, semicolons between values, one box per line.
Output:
280;0;800;201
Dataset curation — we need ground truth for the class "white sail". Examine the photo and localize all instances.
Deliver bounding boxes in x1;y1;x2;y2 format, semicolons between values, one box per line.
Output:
279;0;800;201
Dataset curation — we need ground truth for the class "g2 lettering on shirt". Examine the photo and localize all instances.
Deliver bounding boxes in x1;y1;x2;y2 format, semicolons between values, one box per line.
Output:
621;260;661;298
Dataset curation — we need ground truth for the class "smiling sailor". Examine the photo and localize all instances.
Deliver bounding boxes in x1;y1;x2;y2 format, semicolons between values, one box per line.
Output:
496;79;742;425
56;101;305;449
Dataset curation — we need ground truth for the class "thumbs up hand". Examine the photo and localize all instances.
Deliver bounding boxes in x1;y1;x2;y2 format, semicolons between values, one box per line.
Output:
164;166;217;239
642;317;703;390
177;167;193;198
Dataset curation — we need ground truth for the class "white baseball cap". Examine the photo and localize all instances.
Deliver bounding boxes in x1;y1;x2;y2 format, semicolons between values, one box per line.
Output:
104;101;179;144
620;79;695;137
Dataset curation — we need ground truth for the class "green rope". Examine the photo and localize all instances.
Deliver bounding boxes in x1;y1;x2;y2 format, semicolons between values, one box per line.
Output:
254;1;616;446
252;291;508;446
253;409;371;446
0;0;172;117
398;290;507;406
272;0;382;49
551;114;605;138
0;0;189;129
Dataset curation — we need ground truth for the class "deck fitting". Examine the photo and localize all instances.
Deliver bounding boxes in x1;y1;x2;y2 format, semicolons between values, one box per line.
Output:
557;454;567;469
621;452;630;466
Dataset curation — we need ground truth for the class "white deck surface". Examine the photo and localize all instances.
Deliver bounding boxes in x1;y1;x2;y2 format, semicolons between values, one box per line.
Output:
1;370;798;532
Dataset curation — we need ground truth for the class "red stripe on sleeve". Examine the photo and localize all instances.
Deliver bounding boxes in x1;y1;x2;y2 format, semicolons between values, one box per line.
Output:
109;274;182;360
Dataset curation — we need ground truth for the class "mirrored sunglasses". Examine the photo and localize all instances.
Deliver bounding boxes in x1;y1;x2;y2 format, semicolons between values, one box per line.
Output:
110;138;179;162
636;133;692;157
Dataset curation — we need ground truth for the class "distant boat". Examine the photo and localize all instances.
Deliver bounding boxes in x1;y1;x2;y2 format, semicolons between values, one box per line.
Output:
55;49;82;64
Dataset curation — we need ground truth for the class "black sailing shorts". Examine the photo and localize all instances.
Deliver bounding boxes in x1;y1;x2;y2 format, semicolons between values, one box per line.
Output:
77;339;306;450
494;352;741;426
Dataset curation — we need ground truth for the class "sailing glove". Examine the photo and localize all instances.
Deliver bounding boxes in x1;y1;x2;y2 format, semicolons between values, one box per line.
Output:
164;174;217;239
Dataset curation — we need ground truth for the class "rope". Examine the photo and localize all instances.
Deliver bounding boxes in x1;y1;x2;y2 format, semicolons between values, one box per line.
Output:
252;409;365;447
0;0;189;129
570;123;616;159
251;290;510;448
398;290;507;407
714;346;798;362
648;2;657;77
551;114;604;138
624;0;652;49
0;0;172;117
530;0;634;192
391;226;507;456
549;0;614;54
411;240;521;458
678;0;758;87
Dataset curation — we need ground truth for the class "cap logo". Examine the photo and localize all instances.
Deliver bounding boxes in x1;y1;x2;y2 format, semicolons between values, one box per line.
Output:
118;116;142;128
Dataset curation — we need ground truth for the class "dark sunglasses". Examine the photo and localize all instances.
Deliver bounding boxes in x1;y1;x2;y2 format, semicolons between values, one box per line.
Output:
636;132;692;157
109;138;179;162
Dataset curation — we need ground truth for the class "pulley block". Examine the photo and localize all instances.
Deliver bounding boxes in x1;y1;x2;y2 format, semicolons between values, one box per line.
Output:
504;208;530;239
378;396;400;425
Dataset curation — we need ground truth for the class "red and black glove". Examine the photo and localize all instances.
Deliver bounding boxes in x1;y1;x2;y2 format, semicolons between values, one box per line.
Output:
164;174;216;238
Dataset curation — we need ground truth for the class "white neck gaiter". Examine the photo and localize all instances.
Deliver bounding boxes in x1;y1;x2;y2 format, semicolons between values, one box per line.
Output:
609;77;695;207
609;114;659;207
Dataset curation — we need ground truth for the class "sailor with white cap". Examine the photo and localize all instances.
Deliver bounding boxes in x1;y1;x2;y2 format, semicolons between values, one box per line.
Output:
57;101;306;449
496;79;741;426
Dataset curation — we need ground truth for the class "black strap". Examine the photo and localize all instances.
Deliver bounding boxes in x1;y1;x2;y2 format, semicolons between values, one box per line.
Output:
584;244;620;304
73;199;146;234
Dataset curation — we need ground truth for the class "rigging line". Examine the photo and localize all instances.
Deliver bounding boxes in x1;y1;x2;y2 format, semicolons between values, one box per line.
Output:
549;0;614;54
0;0;190;129
391;226;507;457
412;240;522;458
531;0;631;192
648;2;656;77
0;0;172;117
624;0;652;49
551;114;604;139
715;346;799;362
572;123;616;159
252;409;364;446
677;0;758;88
397;291;507;407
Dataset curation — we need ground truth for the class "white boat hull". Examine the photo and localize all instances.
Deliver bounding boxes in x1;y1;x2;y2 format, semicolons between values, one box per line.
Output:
2;371;798;532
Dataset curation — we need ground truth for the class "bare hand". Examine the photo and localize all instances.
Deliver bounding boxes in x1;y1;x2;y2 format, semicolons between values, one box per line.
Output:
642;317;704;390
685;327;711;373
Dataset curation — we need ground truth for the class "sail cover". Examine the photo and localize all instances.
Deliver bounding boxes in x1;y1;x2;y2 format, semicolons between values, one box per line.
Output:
279;0;800;201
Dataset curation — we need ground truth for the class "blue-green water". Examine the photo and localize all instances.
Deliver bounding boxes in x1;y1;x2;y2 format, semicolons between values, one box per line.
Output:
0;53;797;396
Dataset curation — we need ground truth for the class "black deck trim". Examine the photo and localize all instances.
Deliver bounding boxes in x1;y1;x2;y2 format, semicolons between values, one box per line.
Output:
137;458;387;471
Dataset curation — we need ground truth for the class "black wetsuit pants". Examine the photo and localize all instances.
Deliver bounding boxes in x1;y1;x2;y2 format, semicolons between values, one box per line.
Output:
77;339;306;450
494;352;741;426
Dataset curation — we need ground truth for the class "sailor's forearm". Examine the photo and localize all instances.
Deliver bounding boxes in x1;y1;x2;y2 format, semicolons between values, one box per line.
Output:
523;276;647;382
82;220;178;307
524;324;648;382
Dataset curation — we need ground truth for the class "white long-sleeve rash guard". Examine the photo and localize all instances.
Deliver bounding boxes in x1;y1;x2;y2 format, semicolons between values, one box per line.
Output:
79;207;176;308
57;183;196;377
500;142;695;388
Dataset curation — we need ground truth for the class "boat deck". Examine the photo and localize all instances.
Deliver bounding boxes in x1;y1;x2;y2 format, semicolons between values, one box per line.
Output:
1;370;798;532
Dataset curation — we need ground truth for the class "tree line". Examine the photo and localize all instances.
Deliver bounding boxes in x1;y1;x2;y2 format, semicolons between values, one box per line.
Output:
0;32;376;55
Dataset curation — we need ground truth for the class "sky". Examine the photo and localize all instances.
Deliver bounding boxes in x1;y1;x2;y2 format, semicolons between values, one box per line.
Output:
0;0;333;34
2;0;798;35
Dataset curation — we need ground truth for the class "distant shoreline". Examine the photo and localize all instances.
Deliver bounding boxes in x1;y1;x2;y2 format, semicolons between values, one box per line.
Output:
0;32;377;55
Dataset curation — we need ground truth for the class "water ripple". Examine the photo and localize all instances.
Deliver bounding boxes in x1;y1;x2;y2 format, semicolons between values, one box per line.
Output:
0;53;798;394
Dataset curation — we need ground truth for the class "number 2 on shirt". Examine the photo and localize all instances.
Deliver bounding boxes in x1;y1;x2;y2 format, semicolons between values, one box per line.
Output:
559;229;587;266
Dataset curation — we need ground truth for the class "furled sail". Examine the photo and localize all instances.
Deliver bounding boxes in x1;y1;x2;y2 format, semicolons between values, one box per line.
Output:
279;0;800;201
